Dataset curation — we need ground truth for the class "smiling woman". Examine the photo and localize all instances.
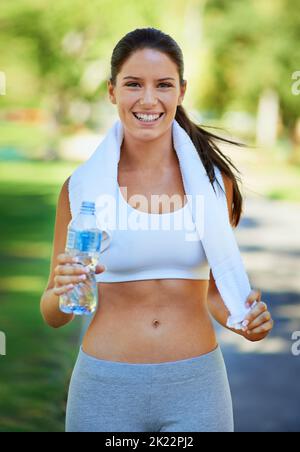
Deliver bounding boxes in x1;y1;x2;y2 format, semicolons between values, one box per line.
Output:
108;46;187;146
40;27;273;433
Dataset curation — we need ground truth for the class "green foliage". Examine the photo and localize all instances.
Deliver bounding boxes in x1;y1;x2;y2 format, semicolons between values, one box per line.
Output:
201;0;300;125
0;160;80;432
0;0;299;136
0;0;169;107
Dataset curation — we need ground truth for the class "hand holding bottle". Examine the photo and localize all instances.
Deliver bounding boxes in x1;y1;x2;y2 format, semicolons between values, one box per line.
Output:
53;253;106;297
57;200;110;316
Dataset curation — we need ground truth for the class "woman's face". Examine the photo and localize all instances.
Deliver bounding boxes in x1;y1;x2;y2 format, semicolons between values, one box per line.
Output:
108;48;187;141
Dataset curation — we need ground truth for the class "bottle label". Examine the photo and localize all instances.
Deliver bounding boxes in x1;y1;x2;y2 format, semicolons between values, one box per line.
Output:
67;229;101;252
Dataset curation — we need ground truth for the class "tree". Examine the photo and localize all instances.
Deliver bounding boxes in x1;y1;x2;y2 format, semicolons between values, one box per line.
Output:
200;0;300;148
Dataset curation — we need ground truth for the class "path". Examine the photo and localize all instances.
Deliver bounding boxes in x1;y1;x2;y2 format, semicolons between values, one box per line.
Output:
216;194;300;432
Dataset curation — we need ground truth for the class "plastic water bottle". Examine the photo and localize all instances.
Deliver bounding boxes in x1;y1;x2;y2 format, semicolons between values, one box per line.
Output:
59;201;102;316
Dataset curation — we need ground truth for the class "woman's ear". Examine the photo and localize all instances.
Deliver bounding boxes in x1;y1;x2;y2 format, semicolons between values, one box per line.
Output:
178;80;187;105
107;80;116;104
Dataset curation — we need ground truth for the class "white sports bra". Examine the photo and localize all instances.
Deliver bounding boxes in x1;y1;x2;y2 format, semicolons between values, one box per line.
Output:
95;183;211;283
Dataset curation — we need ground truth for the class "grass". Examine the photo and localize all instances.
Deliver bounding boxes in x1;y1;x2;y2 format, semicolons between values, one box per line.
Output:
222;142;300;203
253;150;300;203
0;121;47;160
0;160;83;432
265;163;300;201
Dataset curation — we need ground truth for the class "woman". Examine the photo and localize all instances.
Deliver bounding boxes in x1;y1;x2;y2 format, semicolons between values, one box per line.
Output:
40;28;274;432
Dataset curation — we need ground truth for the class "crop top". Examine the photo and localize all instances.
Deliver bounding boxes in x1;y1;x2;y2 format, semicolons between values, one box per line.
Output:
95;183;211;283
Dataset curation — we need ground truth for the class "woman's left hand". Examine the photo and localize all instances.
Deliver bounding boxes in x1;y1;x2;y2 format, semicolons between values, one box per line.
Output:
241;290;274;341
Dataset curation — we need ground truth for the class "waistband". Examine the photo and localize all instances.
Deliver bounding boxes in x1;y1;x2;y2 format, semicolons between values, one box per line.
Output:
75;344;225;384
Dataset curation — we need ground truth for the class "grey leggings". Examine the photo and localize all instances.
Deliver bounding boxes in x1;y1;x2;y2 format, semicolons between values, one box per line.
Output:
65;344;234;432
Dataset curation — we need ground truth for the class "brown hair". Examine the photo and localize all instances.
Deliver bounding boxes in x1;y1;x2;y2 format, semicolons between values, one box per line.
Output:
110;27;245;227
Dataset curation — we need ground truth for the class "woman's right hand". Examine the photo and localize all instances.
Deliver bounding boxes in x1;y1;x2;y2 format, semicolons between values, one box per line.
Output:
53;253;106;296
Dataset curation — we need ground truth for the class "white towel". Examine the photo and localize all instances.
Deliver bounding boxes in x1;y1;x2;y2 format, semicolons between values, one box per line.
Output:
69;118;253;329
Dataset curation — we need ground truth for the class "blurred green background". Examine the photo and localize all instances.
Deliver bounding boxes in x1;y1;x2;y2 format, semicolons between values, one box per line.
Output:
0;0;299;432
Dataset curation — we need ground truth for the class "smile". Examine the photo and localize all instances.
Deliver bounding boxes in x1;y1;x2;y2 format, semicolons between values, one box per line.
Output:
132;112;165;125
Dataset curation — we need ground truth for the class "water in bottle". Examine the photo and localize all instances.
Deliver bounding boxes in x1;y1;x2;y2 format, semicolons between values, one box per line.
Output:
59;201;102;316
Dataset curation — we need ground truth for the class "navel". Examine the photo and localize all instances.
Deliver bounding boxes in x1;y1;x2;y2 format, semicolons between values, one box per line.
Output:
152;319;161;328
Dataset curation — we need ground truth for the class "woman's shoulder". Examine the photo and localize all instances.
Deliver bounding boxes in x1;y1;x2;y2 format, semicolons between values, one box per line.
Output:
58;176;72;217
220;171;233;197
219;170;235;227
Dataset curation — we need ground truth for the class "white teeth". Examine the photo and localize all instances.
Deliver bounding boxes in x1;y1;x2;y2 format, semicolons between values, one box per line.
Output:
134;113;162;122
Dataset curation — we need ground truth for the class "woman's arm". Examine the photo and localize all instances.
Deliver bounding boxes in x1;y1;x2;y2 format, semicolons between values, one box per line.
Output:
207;172;273;342
207;272;273;342
40;177;75;328
40;286;75;329
40;177;106;328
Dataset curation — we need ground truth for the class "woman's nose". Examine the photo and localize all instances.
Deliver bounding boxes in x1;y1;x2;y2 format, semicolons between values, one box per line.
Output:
140;89;158;105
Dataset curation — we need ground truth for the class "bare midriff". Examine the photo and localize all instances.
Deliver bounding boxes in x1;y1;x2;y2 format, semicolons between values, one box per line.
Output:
82;156;218;364
82;279;218;363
